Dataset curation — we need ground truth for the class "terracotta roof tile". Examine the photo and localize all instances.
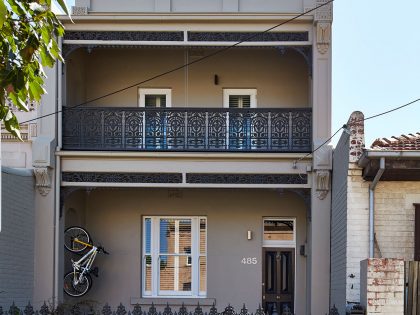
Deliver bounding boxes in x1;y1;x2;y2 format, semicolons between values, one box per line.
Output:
371;132;420;150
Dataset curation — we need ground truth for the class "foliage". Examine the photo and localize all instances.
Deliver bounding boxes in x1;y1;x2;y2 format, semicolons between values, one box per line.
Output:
0;0;69;139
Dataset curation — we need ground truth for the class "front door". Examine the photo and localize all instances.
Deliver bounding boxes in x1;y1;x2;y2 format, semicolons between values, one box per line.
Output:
262;248;294;314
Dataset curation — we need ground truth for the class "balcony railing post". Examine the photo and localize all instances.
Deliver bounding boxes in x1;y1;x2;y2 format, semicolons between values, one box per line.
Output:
205;111;209;150
184;110;188;150
288;111;293;151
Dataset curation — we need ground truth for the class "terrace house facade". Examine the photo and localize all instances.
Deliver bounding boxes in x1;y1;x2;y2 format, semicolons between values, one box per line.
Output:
31;0;333;314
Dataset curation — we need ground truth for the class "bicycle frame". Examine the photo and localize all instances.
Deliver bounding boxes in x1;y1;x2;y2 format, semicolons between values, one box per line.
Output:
71;242;98;285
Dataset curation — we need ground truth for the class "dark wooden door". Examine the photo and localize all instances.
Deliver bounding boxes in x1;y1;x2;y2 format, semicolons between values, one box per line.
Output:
262;248;294;315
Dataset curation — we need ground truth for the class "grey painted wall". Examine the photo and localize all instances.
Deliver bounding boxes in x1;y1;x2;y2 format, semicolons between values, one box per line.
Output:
0;167;35;308
330;132;349;315
81;0;306;13
63;188;308;314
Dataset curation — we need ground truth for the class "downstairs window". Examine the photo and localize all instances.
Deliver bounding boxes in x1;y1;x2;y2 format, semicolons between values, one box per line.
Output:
143;216;207;297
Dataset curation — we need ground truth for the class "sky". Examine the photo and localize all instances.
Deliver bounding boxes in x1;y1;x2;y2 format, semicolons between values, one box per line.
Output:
62;0;420;147
332;0;420;146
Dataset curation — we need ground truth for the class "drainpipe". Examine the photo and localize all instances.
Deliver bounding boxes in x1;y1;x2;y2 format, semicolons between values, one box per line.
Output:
53;38;63;305
369;157;385;257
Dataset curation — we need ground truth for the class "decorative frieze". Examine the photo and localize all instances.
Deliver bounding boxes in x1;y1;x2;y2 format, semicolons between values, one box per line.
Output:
64;31;184;42
315;0;333;22
187;32;308;42
186;173;307;185
62;172;183;184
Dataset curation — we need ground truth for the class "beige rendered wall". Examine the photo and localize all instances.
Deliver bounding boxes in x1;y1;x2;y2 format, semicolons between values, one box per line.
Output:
63;188;308;314
65;48;310;108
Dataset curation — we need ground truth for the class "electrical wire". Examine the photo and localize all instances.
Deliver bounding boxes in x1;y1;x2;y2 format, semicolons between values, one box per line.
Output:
293;97;420;165
19;0;334;125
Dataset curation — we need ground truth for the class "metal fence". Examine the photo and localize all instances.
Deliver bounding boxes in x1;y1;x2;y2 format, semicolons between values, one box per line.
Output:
0;302;340;315
62;107;312;152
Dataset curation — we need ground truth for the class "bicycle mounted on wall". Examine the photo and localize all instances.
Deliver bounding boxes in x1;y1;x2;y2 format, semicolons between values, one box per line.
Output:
63;226;109;297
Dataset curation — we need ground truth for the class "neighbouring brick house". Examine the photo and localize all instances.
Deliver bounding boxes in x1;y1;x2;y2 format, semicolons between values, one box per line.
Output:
330;111;420;314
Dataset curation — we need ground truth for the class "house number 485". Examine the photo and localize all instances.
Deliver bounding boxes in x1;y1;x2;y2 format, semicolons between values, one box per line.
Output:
241;257;257;264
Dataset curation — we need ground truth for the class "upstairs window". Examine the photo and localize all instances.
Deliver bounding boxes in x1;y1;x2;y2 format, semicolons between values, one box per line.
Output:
223;89;257;108
139;88;171;108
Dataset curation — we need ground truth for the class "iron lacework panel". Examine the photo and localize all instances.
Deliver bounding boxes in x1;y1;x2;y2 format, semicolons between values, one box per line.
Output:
62;107;312;152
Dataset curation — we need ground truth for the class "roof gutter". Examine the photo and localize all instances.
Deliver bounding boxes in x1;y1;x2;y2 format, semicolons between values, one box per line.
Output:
369;157;385;257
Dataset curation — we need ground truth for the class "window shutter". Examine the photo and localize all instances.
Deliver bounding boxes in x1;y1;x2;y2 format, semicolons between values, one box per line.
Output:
229;95;251;108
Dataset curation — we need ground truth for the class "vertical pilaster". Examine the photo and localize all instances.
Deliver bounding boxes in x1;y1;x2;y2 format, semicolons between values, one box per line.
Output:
310;1;333;313
32;65;58;306
312;0;332;143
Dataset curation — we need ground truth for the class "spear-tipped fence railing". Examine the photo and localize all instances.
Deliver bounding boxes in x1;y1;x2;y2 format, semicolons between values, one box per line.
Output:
0;301;341;315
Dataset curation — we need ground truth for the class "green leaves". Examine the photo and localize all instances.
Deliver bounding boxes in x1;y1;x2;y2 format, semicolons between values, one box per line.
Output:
0;1;7;28
1;0;68;140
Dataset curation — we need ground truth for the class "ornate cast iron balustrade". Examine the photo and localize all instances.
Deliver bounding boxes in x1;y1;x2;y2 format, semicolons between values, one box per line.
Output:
62;107;312;152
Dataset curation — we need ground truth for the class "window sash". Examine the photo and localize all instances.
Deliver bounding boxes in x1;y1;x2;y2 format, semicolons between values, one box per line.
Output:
143;216;207;297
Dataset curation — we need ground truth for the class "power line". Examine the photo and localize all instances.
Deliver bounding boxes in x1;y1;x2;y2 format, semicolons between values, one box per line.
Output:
20;0;334;125
293;97;420;165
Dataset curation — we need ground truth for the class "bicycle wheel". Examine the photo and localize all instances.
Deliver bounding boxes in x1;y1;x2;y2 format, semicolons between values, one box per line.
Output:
63;271;92;297
64;226;91;253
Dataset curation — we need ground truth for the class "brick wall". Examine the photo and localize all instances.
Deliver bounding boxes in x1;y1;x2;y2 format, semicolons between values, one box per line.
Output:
360;258;404;315
346;165;370;303
0;167;35;308
374;181;420;260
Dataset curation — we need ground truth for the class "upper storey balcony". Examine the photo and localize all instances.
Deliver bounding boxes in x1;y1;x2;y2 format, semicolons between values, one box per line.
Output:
62;44;312;153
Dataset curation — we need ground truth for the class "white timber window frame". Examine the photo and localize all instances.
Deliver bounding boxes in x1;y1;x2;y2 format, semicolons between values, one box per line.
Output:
262;217;296;248
138;88;172;108
223;88;257;108
142;216;207;298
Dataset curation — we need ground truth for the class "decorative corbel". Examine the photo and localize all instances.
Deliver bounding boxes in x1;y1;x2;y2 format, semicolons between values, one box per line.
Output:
315;0;333;54
316;170;330;200
316;22;331;54
33;167;51;196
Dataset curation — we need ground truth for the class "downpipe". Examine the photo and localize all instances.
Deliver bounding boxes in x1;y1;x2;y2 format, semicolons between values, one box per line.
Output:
369;157;385;258
53;38;63;306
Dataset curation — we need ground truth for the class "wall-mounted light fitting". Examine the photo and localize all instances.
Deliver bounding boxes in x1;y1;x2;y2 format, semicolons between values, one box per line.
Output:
214;75;219;85
247;230;252;240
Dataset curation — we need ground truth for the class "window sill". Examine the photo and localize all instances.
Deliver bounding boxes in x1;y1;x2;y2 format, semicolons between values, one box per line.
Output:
131;297;216;306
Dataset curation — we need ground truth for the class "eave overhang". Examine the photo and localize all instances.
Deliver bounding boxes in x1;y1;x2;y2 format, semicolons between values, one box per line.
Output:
358;150;420;181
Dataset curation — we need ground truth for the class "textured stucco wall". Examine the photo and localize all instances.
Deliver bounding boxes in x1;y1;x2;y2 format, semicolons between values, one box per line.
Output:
63;188;308;314
0;168;35;308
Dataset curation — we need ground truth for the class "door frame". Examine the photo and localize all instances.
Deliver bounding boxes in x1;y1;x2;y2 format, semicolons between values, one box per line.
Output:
262;217;297;313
